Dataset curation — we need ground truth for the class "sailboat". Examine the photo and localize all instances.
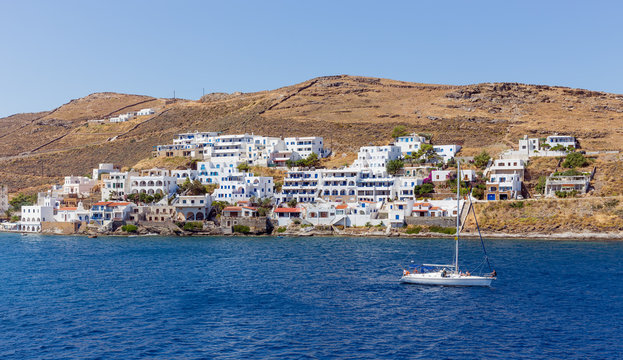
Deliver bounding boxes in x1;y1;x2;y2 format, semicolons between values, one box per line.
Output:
400;161;496;287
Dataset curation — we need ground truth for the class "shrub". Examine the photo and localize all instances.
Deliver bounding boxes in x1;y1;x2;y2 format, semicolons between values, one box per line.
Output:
287;198;298;208
292;218;301;225
183;222;203;231
237;163;250;172
391;125;408;139
365;222;372;228
414;183;435;195
535;176;547;194
473;151;490;169
562;152;588;168
233;225;250;233
406;226;422;234
508;201;525;209
10;215;20;222
429;225;456;235
386;159;404;175
121;224;138;233
276;226;287;233
555;190;578;198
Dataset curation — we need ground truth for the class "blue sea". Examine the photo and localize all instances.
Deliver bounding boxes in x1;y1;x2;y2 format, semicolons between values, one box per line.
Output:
0;233;621;359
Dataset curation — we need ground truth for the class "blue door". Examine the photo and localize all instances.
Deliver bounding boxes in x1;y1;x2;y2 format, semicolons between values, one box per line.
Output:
487;194;496;201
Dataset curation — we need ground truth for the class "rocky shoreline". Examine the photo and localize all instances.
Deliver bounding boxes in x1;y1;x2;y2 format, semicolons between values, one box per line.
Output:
14;221;621;241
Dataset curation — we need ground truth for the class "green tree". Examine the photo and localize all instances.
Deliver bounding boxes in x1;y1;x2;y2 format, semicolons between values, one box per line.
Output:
473;150;490;169
237;163;250;172
562;152;588;168
414;183;435;196
211;201;230;215
287;198;298;208
9;193;37;212
386;159;404;175
391;125;408;139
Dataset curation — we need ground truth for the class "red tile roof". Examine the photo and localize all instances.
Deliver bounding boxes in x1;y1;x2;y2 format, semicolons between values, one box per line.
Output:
58;207;77;211
274;207;302;213
93;201;131;207
223;206;242;212
336;204;348;209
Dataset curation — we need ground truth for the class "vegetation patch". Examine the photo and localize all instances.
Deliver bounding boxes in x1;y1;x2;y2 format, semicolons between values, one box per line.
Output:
428;225;456;235
183;222;203;231
233;225;250;234
121;224;138;233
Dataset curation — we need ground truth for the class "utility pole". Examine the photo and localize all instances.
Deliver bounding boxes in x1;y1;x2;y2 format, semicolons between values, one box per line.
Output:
173;90;176;100
202;88;205;97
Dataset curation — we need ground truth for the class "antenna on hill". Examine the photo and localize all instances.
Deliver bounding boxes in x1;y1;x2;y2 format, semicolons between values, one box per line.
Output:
173;90;176;101
202;88;205;97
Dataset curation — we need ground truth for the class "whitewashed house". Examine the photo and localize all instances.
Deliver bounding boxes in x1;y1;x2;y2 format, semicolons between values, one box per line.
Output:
129;169;178;196
92;163;117;180
90;201;136;225
546;135;577;149
175;194;213;221
284;137;327;158
102;171;138;201
137;108;155;116
351;146;402;175
62;176;98;196
395;133;429;156
485;159;525;201
433;145;461;163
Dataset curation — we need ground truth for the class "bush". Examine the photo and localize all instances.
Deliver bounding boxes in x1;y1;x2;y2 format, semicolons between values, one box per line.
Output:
391;125;408;139
9;193;37;212
508;201;525;209
535;176;547;194
292;218;301;225
473;151;490;169
406;226;422;234
555;190;578;198
472;186;484;200
233;225;250;233
386;159;404;175
562;152;588;168
414;183;434;195
365;222;372;228
121;224;138;233
183;222;203;231
287;198;298;208
276;226;287;233
237;163;250;172
10;215;20;222
429;225;456;235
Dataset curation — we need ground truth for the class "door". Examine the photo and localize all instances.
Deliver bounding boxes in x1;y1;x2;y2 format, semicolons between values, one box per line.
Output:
487;194;496;201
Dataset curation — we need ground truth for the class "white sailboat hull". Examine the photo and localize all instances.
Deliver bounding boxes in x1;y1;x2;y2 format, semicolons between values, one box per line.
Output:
400;272;493;287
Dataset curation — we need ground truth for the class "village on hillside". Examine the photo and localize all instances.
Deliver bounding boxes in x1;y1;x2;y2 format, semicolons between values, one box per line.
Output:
0;126;604;236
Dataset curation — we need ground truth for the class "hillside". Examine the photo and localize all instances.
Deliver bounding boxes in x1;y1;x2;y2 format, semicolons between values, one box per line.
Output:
1;75;623;192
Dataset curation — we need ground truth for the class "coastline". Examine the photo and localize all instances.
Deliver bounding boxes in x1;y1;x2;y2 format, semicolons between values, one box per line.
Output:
3;228;623;241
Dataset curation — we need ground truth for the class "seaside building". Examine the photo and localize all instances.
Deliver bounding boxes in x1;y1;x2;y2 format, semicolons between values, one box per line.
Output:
101;171;138;201
89;201;136;225
129;168;178;196
93;163;117;180
485;159;525;201
62;176;98;196
174;194;213;221
544;172;592;197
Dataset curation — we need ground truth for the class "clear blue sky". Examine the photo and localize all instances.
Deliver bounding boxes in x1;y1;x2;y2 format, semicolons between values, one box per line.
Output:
1;0;622;117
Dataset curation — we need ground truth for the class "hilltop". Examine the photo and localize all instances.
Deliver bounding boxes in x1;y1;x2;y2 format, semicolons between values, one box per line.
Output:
1;75;623;191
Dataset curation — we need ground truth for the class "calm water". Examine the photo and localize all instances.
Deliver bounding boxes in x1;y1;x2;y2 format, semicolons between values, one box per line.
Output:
0;233;621;359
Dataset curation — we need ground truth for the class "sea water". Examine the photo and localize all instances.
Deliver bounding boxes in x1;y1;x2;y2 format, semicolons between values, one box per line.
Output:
0;233;621;359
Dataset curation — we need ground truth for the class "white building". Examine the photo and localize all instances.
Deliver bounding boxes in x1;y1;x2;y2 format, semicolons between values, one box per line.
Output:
485;159;525;201
351;146;402;175
102;171;138;201
546;135;577;149
20;205;54;232
129;169;178;196
62;176;98;196
171;169;199;184
93;163;116;180
212;173;274;202
393;177;424;201
54;202;90;223
281;170;322;203
395;133;429;156
20;194;57;232
90;201;136;225
109;112;135;123
433;145;461;163
284;137;327;158
0;185;8;213
175;194;213;221
137;108;155;116
197;160;241;185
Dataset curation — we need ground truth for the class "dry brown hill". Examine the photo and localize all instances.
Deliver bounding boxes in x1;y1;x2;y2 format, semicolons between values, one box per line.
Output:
1;75;623;191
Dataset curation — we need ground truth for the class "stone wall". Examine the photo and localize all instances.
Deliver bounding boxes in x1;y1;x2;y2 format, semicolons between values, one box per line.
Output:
41;221;80;235
221;216;273;234
405;216;456;228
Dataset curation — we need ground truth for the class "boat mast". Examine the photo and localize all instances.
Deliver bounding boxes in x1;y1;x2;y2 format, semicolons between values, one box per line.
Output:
455;161;460;274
